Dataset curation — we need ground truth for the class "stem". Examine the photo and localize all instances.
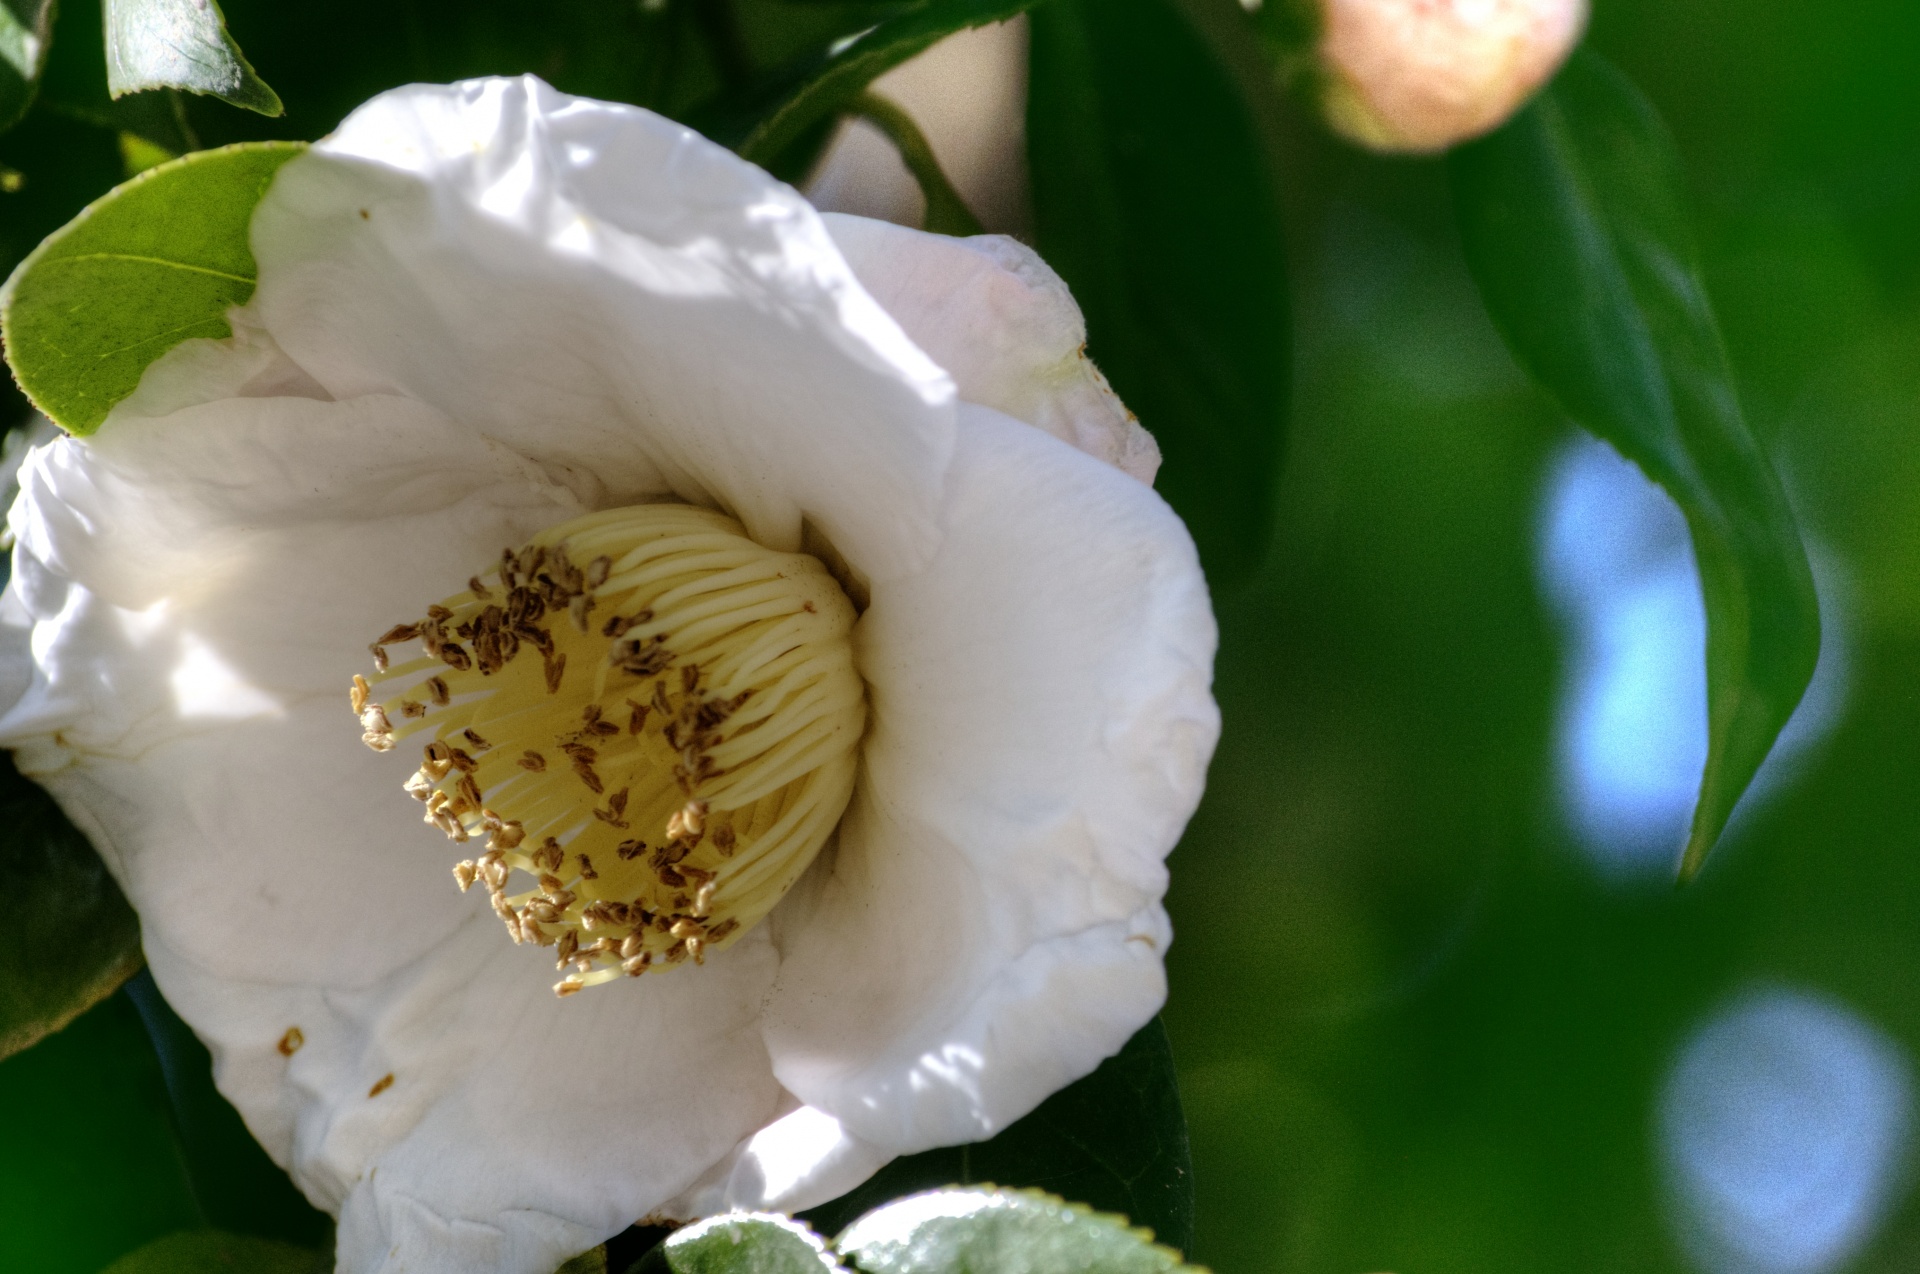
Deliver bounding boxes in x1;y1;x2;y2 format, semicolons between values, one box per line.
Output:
849;92;985;238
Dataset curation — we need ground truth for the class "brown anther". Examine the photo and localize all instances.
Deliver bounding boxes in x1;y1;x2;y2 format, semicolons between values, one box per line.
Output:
581;901;616;931
518;750;547;772
686;936;706;965
453;861;478;892
469;575;492;599
378;623;421;645
492;821;525;851
577;854;598;880
712;825;737;857
535;838;564;872
626;699;649;735
708;918;740;942
538;873;565;895
544;651;566;694
440;642;472;672
554;978;585;999
658;864;686;888
457;773;484;808
350;675;371;716
462;728;491;751
556;929;579;965
447;747;478;774
623;954;651;978
568;594;595;633
400;700;426;719
481;857;509;892
572;756;604;795
277;1027;305;1057
680;665;700;695
425;676;450;706
427;604;453;621
620;933;646;960
616;839;645;861
369;644;389;673
587;556;611;588
546;889;577;912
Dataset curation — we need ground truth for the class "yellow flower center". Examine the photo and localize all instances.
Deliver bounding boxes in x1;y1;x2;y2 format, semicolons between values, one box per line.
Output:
351;504;865;997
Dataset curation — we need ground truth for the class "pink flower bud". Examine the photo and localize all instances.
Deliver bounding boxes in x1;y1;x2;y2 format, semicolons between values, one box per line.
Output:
1313;0;1588;152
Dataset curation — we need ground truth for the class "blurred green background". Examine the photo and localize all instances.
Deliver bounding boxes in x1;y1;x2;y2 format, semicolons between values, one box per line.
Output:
3;0;1919;1271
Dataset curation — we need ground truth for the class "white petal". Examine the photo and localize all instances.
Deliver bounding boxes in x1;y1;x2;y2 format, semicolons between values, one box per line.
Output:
657;1100;894;1221
760;406;1216;1151
823;213;1160;484
251;76;958;586
143;921;785;1274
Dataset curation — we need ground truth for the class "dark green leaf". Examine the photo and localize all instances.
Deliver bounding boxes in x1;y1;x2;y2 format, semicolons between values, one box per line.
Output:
736;0;1037;167
0;0;55;133
104;0;282;116
0;140;303;435
1449;49;1820;879
0;750;142;1062
836;1188;1196;1274
631;1214;844;1274
1028;0;1289;588
100;1230;327;1274
803;1020;1194;1257
125;972;334;1249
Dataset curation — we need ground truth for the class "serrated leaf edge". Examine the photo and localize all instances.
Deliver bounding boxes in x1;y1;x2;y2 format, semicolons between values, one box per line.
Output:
835;1185;1206;1272
669;1211;850;1274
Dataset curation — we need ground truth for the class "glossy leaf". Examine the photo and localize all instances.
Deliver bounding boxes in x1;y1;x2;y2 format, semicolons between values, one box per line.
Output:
631;1214;844;1274
1;140;303;435
100;1230;327;1274
736;0;1037;166
1450;49;1820;879
104;0;282;115
0;0;54;132
0;751;142;1062
1028;0;1289;588
837;1189;1196;1274
804;1019;1194;1256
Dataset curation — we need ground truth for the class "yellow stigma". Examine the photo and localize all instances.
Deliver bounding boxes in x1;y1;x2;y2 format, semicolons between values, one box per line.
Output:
350;504;865;996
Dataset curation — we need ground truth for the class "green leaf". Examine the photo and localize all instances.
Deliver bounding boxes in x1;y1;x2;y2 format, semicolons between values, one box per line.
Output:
736;0;1038;167
836;1188;1198;1274
633;1214;845;1274
1028;0;1289;588
100;1230;327;1274
558;1245;610;1274
103;0;281;116
804;1019;1194;1257
0;0;55;133
1449;49;1821;880
0;750;142;1062
0;139;303;435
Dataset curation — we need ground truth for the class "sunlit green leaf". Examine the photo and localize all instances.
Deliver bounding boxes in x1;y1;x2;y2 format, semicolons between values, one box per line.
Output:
1450;49;1820;879
632;1214;844;1274
0;751;141;1063
558;1245;610;1274
1028;0;1289;588
0;140;303;435
100;1230;327;1274
103;0;281;116
736;0;1037;167
804;1020;1194;1256
0;0;55;133
836;1188;1197;1274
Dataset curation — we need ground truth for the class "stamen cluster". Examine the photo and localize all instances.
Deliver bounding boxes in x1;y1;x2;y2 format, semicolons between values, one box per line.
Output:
351;505;865;996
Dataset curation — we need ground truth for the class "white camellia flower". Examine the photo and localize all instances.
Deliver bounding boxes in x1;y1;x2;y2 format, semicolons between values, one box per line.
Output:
0;78;1216;1274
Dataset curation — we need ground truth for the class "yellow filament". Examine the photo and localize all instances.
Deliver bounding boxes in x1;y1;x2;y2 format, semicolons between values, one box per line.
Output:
352;504;865;994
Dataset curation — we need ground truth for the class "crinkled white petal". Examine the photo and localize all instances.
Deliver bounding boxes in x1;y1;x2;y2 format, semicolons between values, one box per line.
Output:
253;76;957;587
823;214;1160;484
760;406;1216;1152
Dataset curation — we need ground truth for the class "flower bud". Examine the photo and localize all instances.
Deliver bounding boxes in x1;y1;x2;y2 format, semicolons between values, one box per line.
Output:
1263;0;1588;153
